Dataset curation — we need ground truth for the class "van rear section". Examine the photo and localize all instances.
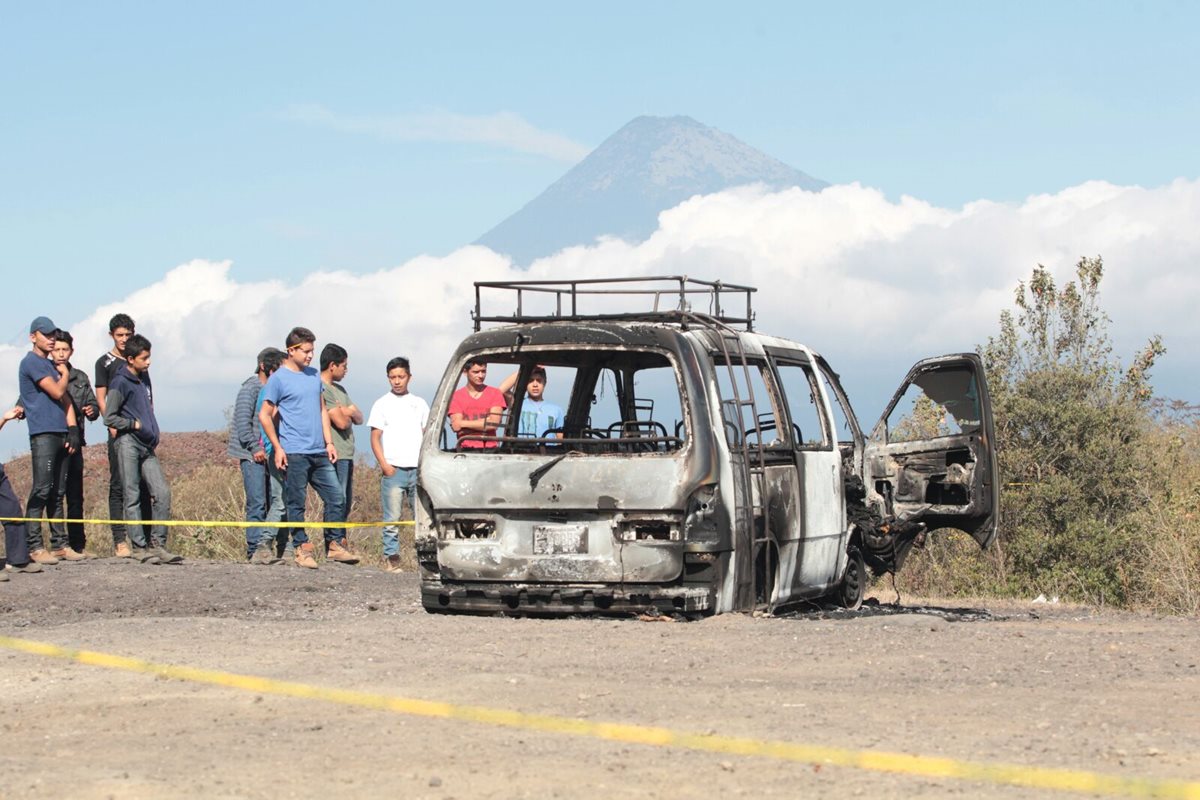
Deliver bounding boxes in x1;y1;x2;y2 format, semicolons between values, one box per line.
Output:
418;449;719;614
415;322;731;615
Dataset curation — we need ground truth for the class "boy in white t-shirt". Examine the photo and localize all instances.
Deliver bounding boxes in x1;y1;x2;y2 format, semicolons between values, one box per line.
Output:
367;356;429;573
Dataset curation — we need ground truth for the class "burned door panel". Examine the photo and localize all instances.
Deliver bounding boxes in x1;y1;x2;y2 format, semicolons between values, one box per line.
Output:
769;355;846;595
710;354;797;607
866;354;998;548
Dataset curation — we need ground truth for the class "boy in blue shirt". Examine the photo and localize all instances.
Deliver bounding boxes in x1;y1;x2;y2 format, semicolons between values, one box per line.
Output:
259;327;357;569
500;366;564;438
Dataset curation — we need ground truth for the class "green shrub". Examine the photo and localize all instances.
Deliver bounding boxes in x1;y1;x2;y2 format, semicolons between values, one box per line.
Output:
902;256;1190;609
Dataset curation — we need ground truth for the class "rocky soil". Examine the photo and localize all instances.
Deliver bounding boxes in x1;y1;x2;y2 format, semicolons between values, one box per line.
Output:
2;558;1198;798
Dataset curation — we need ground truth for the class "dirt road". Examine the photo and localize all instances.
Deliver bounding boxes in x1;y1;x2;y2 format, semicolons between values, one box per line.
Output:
1;558;1197;799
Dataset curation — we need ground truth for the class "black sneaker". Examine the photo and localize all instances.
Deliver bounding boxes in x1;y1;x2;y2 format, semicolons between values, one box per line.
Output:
132;547;161;564
153;547;184;564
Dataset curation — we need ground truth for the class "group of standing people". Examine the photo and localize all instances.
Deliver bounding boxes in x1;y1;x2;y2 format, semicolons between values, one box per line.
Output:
2;312;176;580
2;317;434;577
2;316;564;581
225;327;429;571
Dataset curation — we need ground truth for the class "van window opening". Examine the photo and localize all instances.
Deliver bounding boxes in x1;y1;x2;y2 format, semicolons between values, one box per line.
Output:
886;367;982;443
440;349;687;455
815;363;857;447
772;361;832;450
713;359;786;448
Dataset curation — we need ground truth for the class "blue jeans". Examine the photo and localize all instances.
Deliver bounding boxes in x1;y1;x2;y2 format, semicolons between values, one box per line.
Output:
282;452;344;547
381;467;417;558
108;434;153;547
334;458;354;520
114;434;171;549
27;432;69;552
266;457;289;555
239;458;268;558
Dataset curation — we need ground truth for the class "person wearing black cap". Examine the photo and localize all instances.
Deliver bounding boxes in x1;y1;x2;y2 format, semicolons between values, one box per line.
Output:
17;316;80;565
228;347;287;564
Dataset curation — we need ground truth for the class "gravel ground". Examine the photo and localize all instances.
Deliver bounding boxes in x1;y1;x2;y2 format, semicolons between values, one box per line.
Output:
2;557;1198;799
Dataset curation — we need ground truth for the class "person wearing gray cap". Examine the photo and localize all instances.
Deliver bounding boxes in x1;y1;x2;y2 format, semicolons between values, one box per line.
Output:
228;347;287;564
17;316;80;565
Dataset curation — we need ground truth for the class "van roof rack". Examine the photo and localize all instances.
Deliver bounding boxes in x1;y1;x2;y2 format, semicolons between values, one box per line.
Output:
472;276;757;332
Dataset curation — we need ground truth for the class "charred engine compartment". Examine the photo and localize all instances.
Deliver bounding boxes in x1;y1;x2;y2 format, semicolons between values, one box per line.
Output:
845;474;928;576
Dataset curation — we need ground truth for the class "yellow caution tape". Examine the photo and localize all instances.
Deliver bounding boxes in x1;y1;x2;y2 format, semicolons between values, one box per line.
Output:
0;516;411;529
0;635;1195;798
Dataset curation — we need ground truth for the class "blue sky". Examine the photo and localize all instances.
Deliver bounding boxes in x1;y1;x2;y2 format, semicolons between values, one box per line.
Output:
2;2;1199;455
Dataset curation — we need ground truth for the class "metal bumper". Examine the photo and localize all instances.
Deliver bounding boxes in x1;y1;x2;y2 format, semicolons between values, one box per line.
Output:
420;580;713;616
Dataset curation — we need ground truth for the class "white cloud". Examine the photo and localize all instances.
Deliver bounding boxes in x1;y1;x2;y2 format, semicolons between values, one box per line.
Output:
282;104;590;162
3;178;1197;457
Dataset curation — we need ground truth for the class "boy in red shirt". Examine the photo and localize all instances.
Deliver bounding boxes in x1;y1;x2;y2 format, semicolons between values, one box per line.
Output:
448;359;506;449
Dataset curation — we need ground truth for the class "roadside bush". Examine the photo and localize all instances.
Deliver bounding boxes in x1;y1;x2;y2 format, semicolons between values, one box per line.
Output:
901;256;1185;608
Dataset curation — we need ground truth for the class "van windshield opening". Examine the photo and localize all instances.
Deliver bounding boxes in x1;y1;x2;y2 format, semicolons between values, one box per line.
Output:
440;349;687;455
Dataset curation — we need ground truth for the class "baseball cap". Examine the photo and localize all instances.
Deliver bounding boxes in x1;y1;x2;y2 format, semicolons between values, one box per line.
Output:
29;316;57;335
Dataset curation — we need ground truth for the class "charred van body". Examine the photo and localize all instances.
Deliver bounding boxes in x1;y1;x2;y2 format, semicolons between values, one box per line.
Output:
416;278;997;616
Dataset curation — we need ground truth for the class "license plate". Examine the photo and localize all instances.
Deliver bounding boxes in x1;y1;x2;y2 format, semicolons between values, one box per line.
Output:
533;524;588;555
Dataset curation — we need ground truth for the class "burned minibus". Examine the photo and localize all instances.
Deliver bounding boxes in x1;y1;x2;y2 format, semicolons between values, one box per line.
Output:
415;277;997;616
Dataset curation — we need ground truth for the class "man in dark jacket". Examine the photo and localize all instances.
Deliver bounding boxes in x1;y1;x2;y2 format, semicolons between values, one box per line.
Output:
94;312;152;557
228;347;286;563
102;334;179;565
52;329;100;556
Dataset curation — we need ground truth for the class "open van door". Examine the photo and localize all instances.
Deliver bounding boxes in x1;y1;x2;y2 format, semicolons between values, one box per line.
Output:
865;354;998;548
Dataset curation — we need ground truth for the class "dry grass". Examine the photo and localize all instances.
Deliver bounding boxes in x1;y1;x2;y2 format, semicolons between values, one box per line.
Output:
1126;422;1200;614
169;461;416;569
